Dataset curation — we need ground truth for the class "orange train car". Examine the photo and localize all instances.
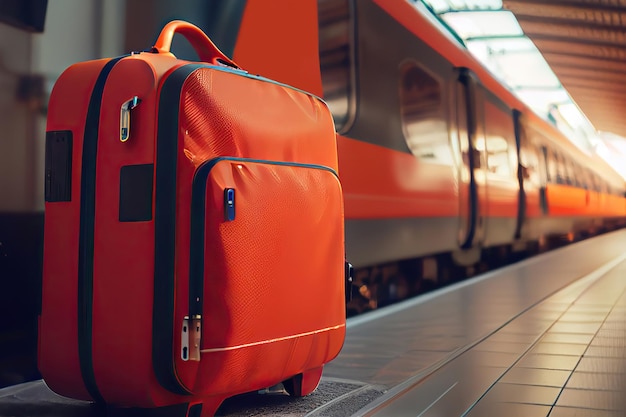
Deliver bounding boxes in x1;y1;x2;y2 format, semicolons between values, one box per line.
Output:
227;0;626;311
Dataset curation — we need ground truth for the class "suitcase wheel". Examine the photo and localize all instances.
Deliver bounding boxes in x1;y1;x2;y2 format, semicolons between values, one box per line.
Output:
185;397;224;417
282;366;323;397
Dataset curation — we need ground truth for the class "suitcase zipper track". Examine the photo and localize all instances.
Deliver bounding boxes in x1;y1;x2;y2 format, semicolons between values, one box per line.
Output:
153;64;202;395
77;56;125;404
188;157;339;354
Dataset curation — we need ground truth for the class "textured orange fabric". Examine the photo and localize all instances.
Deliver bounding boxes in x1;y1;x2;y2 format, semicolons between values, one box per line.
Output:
190;160;344;394
181;68;337;170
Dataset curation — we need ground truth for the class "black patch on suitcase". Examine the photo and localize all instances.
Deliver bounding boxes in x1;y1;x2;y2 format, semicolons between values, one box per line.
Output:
44;130;72;202
119;164;154;222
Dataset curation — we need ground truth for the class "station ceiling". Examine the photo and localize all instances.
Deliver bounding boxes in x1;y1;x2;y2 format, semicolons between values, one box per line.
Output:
503;0;626;138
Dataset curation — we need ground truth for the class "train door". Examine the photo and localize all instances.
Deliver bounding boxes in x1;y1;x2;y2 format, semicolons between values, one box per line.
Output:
513;111;542;239
513;110;526;239
454;68;486;252
539;146;550;215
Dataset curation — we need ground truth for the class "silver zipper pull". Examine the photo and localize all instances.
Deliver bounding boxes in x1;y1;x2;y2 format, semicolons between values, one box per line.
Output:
120;96;141;142
181;316;190;361
190;315;202;361
181;315;202;362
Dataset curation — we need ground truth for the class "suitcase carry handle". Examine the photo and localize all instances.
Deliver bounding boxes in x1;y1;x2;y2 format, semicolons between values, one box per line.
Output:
154;20;240;69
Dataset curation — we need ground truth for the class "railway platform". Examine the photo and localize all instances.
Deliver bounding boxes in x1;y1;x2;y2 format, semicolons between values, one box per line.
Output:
344;230;626;417
2;229;626;416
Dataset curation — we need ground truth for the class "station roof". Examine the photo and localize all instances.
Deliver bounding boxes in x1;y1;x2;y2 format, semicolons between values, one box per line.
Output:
503;0;626;140
423;0;626;178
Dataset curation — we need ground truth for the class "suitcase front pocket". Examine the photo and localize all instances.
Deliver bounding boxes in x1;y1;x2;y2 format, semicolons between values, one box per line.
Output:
183;157;345;390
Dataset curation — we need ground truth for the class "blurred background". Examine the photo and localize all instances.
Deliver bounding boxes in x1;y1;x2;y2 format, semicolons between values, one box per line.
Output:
0;0;246;388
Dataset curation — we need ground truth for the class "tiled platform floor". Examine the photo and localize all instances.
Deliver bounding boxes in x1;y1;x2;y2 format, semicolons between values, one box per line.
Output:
467;258;626;417
3;231;626;417
336;230;626;416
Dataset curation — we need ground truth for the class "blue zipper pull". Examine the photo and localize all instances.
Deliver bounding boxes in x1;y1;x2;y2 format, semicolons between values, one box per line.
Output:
224;188;235;221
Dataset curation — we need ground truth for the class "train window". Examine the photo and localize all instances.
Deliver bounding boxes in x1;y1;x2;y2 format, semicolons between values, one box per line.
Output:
565;158;571;184
587;170;594;190
486;136;511;176
572;163;581;188
554;152;561;184
542;147;556;182
399;61;450;164
455;82;471;173
545;147;556;183
543;148;549;182
564;159;575;186
581;169;591;190
519;142;539;184
555;153;563;184
318;0;354;133
555;152;566;185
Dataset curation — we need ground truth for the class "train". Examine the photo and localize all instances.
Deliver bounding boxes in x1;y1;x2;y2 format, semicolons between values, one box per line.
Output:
1;0;626;389
225;0;626;312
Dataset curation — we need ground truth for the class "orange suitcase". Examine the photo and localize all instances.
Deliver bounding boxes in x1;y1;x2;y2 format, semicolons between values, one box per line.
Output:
39;21;346;416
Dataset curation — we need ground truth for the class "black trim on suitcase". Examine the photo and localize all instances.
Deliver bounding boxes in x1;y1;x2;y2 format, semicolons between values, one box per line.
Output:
77;56;125;404
189;157;339;319
153;64;203;395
